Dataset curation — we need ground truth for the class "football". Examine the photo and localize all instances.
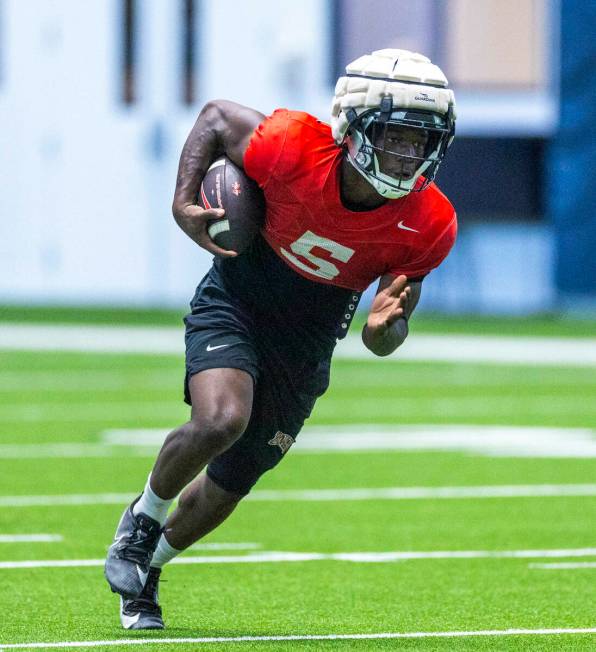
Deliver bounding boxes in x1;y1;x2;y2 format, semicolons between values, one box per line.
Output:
197;156;265;254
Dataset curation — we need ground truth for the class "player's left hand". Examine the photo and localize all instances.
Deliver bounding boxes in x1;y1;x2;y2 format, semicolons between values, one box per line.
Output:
366;275;411;334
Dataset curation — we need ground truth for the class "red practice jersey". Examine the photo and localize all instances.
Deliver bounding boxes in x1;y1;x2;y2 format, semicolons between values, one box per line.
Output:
244;109;457;292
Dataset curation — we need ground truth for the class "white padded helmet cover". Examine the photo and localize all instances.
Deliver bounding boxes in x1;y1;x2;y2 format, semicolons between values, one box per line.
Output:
331;49;456;144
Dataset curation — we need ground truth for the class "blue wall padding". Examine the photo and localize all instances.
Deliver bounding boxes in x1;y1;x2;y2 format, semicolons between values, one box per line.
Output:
547;1;596;296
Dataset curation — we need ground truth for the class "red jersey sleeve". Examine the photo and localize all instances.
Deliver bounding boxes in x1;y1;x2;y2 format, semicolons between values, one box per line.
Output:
243;109;290;188
389;211;457;279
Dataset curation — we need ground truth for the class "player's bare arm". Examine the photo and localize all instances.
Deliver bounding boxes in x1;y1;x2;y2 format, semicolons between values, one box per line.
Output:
362;275;422;356
172;100;265;257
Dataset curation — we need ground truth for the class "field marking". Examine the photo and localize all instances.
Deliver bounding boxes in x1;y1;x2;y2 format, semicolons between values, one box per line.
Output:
0;535;62;543
104;424;596;459
4;424;596;459
2;547;596;569
2;322;595;366
188;542;261;551
248;484;596;502
0;444;157;459
2;483;596;508
0;493;138;507
530;562;596;570
1;628;596;649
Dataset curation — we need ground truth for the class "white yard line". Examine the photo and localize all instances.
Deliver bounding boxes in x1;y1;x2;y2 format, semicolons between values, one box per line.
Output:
1;322;595;365
339;333;596;366
530;562;596;570
1;547;596;569
248;484;596;501
0;444;157;459
103;424;596;459
0;444;156;459
3;425;594;459
2;484;596;508
188;542;261;551
0;560;104;569
0;535;62;543
1;628;596;649
0;324;183;355
0;493;138;507
291;425;596;458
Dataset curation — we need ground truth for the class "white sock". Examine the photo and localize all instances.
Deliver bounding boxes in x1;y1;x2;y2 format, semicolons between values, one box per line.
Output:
132;474;174;526
150;533;181;568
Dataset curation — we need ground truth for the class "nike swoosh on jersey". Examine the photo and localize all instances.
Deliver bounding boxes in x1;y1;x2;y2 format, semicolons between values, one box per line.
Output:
397;220;420;233
206;343;230;352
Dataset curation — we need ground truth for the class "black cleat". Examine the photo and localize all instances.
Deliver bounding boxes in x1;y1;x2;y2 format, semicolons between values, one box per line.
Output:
104;498;162;599
120;567;164;630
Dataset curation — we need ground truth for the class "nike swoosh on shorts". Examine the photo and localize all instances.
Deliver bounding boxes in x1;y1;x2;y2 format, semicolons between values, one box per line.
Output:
206;343;230;352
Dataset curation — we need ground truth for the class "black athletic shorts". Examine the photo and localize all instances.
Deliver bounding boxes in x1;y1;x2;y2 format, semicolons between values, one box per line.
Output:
183;264;333;496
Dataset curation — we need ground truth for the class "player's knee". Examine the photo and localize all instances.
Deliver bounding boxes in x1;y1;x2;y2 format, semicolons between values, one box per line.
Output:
189;410;248;455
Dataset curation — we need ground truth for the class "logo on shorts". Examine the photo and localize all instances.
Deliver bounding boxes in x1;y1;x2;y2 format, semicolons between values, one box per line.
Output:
268;431;295;455
206;343;230;352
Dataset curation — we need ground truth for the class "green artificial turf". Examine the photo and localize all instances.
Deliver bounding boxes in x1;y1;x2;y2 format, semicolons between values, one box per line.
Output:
0;322;595;650
1;352;594;449
2;303;596;336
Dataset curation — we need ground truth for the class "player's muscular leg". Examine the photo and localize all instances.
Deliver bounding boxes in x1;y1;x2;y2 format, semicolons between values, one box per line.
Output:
150;368;253;500
162;473;242;550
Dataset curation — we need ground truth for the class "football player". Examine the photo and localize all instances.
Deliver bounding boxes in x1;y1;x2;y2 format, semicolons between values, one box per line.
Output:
105;48;457;629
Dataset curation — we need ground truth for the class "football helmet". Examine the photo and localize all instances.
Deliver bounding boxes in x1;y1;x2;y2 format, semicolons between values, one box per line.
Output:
331;49;456;199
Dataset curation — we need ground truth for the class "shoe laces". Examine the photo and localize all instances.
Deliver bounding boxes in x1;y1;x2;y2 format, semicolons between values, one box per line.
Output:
126;597;162;616
116;514;162;566
126;568;162;615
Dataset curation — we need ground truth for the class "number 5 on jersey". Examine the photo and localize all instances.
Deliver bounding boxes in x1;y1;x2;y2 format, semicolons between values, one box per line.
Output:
280;231;355;280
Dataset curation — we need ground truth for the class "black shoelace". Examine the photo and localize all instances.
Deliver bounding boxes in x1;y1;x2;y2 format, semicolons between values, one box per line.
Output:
125;597;162;616
116;514;161;565
126;569;163;615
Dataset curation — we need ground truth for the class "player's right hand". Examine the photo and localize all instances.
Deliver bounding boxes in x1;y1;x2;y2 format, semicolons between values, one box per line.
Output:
172;203;238;258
